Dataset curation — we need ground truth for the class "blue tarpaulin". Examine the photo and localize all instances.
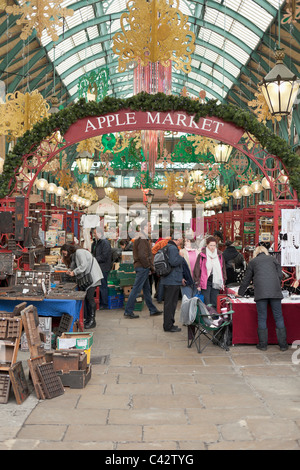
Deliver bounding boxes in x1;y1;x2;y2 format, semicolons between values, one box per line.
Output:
0;298;83;331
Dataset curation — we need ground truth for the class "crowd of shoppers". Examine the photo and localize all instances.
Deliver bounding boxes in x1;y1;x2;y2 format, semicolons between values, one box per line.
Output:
60;219;288;351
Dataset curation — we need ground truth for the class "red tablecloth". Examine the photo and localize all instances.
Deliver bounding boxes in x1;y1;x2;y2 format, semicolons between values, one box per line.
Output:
232;300;300;344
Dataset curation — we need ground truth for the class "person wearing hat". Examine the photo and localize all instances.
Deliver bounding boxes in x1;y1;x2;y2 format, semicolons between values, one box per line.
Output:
193;236;227;307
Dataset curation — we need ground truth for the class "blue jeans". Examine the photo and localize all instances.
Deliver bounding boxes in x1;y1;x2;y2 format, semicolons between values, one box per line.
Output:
99;271;109;308
157;279;164;301
256;298;285;330
124;267;159;315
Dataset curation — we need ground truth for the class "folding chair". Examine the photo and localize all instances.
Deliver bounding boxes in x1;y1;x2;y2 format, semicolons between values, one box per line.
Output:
187;296;234;353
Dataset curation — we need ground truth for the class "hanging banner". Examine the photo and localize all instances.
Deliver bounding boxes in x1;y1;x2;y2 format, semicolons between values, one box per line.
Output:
64;110;244;147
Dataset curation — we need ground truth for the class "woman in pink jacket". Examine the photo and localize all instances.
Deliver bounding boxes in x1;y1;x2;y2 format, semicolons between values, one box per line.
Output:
193;236;227;307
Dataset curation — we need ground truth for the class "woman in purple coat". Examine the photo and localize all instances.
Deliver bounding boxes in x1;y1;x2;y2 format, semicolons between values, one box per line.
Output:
193;236;226;307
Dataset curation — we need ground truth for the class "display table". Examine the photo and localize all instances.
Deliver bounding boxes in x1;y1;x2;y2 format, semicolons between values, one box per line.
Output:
0;296;85;331
232;297;300;345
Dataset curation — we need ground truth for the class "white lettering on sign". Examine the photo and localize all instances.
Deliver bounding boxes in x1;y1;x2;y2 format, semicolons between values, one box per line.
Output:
84;111;225;135
85;112;137;132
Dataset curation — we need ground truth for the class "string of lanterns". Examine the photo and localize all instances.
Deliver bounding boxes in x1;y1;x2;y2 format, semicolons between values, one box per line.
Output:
35;178;92;208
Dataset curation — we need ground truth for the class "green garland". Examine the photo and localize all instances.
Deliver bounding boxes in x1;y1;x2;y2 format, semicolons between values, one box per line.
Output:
1;91;299;198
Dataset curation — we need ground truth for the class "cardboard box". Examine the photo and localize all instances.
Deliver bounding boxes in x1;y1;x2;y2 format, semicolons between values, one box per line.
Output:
57;332;93;350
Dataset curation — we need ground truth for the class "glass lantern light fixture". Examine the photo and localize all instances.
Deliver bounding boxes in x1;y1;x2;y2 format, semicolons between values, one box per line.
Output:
35;178;48;191
214;143;233;164
46;182;58;194
56;186;65;197
261;176;274;189
240;185;252;197
94;173;108;188
190;164;204;184
75;151;94;174
260;49;299;116
278;170;289;184
251;181;263;193
232;189;242;199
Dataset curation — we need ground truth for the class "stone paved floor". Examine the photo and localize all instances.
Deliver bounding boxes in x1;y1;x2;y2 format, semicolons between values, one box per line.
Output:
1;302;300;450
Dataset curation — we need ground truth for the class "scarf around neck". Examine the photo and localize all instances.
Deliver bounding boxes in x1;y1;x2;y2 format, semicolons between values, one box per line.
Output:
205;247;223;290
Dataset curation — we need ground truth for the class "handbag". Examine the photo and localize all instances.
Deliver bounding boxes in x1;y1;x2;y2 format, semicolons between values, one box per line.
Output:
76;258;94;291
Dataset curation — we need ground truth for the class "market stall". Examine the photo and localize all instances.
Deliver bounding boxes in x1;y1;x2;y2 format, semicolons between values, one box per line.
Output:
231;297;300;345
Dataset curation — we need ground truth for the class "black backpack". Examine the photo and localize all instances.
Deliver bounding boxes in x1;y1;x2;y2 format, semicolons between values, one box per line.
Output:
153;245;172;277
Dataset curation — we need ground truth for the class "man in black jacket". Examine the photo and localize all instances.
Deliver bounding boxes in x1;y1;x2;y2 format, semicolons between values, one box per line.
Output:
92;227;112;310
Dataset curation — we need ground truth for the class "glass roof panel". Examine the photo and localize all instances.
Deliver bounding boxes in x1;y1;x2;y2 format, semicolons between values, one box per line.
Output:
33;0;287;102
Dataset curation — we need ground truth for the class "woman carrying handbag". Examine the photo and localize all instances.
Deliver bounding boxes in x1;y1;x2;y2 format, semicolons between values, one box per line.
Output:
60;244;103;329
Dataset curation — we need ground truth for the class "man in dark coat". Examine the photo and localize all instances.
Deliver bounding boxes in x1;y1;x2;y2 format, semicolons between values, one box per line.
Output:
92;227;112;310
238;246;287;351
160;236;184;332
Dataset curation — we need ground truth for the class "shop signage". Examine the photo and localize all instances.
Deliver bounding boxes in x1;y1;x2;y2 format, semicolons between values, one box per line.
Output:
64;109;244;146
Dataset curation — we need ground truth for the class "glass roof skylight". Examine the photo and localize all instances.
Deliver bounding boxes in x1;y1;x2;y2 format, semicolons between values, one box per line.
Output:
35;0;286;102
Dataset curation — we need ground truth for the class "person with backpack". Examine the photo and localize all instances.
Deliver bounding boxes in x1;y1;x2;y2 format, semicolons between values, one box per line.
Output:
222;240;245;285
124;220;163;319
159;235;184;332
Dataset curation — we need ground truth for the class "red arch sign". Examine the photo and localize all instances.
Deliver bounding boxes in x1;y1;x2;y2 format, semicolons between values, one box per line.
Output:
63;109;244;147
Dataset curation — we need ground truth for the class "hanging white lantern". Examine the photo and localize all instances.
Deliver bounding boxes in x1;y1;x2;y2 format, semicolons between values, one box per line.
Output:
71;194;79;203
46;182;58;194
75;151;94;174
240;185;252;197
251;181;263;193
216;196;224;205
261;176;274;189
232;189;242;199
191;164;204;183
214;143;233;164
35;178;48;190
260;49;299;116
56;186;65;197
94;173;107;188
278;171;289;184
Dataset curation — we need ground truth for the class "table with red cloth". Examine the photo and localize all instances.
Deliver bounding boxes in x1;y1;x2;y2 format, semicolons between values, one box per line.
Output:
231;297;300;345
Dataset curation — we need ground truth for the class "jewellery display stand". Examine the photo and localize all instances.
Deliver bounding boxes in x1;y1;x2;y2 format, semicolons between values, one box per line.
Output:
281;209;300;266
